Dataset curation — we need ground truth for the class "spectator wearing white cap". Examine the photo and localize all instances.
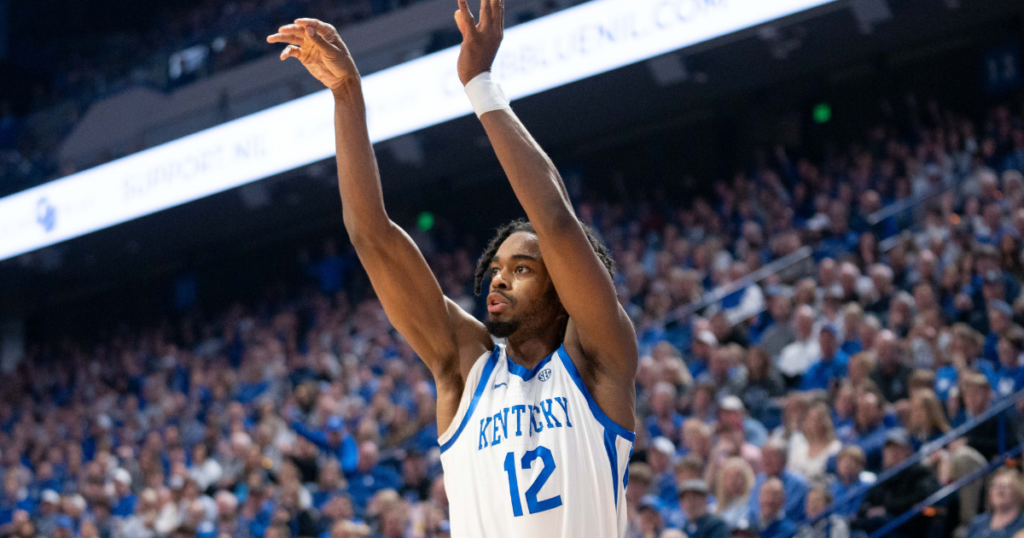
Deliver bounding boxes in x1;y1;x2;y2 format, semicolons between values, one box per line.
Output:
111;469;137;518
35;490;62;538
690;331;718;379
718;396;768;449
649;437;679;505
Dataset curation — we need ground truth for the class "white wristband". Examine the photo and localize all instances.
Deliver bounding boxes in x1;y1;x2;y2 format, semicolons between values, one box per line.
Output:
464;71;511;118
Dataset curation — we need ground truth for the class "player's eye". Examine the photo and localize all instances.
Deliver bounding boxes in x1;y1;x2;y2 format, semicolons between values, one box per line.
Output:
490;267;500;277
515;266;529;274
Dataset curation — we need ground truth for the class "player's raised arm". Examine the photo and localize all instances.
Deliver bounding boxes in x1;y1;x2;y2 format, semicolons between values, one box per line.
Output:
267;20;490;395
454;1;638;376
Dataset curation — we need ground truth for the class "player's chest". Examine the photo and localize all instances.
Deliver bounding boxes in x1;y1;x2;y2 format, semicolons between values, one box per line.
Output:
472;366;578;453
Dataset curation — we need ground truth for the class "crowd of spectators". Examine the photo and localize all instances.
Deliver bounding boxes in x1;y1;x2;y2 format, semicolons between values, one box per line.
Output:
4;90;1024;538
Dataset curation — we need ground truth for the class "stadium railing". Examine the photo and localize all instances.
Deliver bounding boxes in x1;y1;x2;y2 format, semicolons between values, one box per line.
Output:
665;245;814;325
866;444;1023;538
677;179;957;328
873;183;952;252
794;387;1024;536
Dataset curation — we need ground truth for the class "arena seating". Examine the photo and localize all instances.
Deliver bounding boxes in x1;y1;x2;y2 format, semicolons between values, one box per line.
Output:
3;82;1024;538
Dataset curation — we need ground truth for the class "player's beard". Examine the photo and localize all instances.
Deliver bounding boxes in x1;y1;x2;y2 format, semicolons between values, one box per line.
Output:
485;285;561;339
486;317;520;338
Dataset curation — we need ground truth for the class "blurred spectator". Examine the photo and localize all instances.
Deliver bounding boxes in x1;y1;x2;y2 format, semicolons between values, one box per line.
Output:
748;440;807;522
852;429;940;537
795;482;849;538
963;469;1024;538
713;458;755;529
787;404;841;481
756;478;797;538
677;480;728;538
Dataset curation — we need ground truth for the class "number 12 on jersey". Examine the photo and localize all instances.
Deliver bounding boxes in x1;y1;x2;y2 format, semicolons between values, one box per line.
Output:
502;446;562;517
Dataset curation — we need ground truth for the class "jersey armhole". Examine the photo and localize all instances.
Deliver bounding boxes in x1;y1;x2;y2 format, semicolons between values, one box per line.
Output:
438;346;500;453
556;346;636;442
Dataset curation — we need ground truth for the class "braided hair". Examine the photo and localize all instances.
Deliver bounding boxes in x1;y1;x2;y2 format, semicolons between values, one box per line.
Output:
473;218;616;295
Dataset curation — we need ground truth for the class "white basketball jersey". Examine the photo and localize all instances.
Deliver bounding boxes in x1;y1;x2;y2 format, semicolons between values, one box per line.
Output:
438;344;635;538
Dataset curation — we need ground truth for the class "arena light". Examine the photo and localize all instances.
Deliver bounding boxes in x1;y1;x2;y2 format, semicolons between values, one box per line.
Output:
0;0;836;262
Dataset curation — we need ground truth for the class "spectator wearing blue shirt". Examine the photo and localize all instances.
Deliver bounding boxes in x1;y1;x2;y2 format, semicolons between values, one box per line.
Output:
816;203;859;261
800;326;848;392
344;442;401;514
840;303;865;355
995;328;1024;399
829;446;876;518
110;469;137;518
837;392;889;473
748;439;808;522
0;475;33;527
311;461;347;510
649;437;680;505
646;382;686;442
689;332;717;380
756;478;798;538
985;301;1015;363
935;362;960;402
304;239;351;295
291;416;359;475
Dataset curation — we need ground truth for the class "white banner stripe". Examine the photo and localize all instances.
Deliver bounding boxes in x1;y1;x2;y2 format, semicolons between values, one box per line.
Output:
0;0;835;261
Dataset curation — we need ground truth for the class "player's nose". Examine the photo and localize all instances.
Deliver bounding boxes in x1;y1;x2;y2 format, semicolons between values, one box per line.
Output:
491;269;510;289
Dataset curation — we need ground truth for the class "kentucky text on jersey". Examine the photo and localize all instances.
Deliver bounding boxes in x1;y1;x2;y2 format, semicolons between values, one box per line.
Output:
478;397;573;449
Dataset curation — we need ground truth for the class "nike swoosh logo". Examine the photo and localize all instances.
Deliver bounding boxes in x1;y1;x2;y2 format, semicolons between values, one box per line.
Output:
493;382;507;389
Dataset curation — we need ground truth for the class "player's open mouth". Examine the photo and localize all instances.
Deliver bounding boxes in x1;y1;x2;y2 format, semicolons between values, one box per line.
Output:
487;293;510;313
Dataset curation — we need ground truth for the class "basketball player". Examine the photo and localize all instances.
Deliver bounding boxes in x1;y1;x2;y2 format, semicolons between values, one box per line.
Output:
267;0;637;533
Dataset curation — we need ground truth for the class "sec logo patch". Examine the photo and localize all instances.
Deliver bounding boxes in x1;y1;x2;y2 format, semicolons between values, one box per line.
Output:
538;369;552;381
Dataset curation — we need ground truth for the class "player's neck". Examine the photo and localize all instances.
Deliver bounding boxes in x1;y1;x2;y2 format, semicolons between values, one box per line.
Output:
505;331;562;370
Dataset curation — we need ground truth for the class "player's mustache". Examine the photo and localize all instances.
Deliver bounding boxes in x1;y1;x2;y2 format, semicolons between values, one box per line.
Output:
492;290;514;304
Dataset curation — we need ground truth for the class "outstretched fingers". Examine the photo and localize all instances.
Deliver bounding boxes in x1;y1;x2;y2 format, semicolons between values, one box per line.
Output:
267;33;304;46
493;0;504;26
296;18;346;50
279;45;301;61
455;0;477;35
479;0;491;28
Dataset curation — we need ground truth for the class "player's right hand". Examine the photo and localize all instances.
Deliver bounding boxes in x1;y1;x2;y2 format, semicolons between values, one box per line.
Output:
267;19;359;93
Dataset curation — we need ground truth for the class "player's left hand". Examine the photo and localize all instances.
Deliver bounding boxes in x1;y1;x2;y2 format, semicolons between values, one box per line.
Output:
454;0;504;86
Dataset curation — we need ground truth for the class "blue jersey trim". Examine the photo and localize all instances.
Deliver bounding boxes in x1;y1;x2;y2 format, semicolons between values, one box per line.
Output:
603;428;620;507
439;346;500;454
556;346;636;442
507;352;553;382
